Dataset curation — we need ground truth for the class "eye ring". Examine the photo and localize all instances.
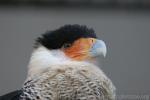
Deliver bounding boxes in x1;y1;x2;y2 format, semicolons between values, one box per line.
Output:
62;43;72;49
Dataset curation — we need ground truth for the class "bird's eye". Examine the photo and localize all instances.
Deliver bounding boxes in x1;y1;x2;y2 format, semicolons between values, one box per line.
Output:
62;43;72;49
91;39;94;43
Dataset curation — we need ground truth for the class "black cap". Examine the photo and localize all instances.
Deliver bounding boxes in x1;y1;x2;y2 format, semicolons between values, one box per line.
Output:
36;24;97;49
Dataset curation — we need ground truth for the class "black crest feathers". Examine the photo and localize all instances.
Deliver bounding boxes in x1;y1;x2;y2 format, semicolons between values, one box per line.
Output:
36;24;97;49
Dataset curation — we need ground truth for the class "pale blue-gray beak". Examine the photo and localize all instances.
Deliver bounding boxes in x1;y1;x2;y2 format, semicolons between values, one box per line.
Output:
89;39;107;58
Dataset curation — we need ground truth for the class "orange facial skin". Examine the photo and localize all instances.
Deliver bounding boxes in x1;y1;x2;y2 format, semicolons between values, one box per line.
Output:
61;38;96;61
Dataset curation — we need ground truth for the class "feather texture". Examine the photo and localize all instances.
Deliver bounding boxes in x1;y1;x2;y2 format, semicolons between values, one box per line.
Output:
20;62;115;100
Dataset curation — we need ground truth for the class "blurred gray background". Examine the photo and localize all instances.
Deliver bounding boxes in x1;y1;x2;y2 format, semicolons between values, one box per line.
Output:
0;0;150;98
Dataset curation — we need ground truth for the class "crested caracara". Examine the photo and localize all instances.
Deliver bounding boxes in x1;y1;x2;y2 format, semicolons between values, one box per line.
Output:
0;24;116;100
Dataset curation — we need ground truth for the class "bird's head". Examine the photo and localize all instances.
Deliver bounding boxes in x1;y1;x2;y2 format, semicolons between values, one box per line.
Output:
27;25;107;77
35;25;106;62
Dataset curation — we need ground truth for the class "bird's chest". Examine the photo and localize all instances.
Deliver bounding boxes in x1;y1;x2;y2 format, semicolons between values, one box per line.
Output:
20;65;115;100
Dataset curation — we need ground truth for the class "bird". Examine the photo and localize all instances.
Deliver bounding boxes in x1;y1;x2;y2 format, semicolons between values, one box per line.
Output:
0;24;116;100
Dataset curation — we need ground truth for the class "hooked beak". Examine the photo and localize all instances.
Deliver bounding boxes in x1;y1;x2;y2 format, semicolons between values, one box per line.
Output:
89;39;107;58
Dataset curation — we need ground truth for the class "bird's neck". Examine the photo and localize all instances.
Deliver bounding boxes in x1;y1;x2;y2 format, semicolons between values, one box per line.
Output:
27;46;98;78
27;46;71;77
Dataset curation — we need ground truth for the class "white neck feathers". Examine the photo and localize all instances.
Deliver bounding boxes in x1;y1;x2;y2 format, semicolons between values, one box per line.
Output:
27;46;70;77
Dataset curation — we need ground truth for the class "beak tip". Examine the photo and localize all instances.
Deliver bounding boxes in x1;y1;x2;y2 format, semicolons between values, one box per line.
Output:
98;44;107;58
103;49;107;58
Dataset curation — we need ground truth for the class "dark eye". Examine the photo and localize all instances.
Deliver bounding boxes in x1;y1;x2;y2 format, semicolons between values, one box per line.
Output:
91;39;94;43
62;43;72;48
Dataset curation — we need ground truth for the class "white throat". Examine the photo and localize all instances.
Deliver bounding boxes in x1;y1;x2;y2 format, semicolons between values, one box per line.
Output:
27;46;70;77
